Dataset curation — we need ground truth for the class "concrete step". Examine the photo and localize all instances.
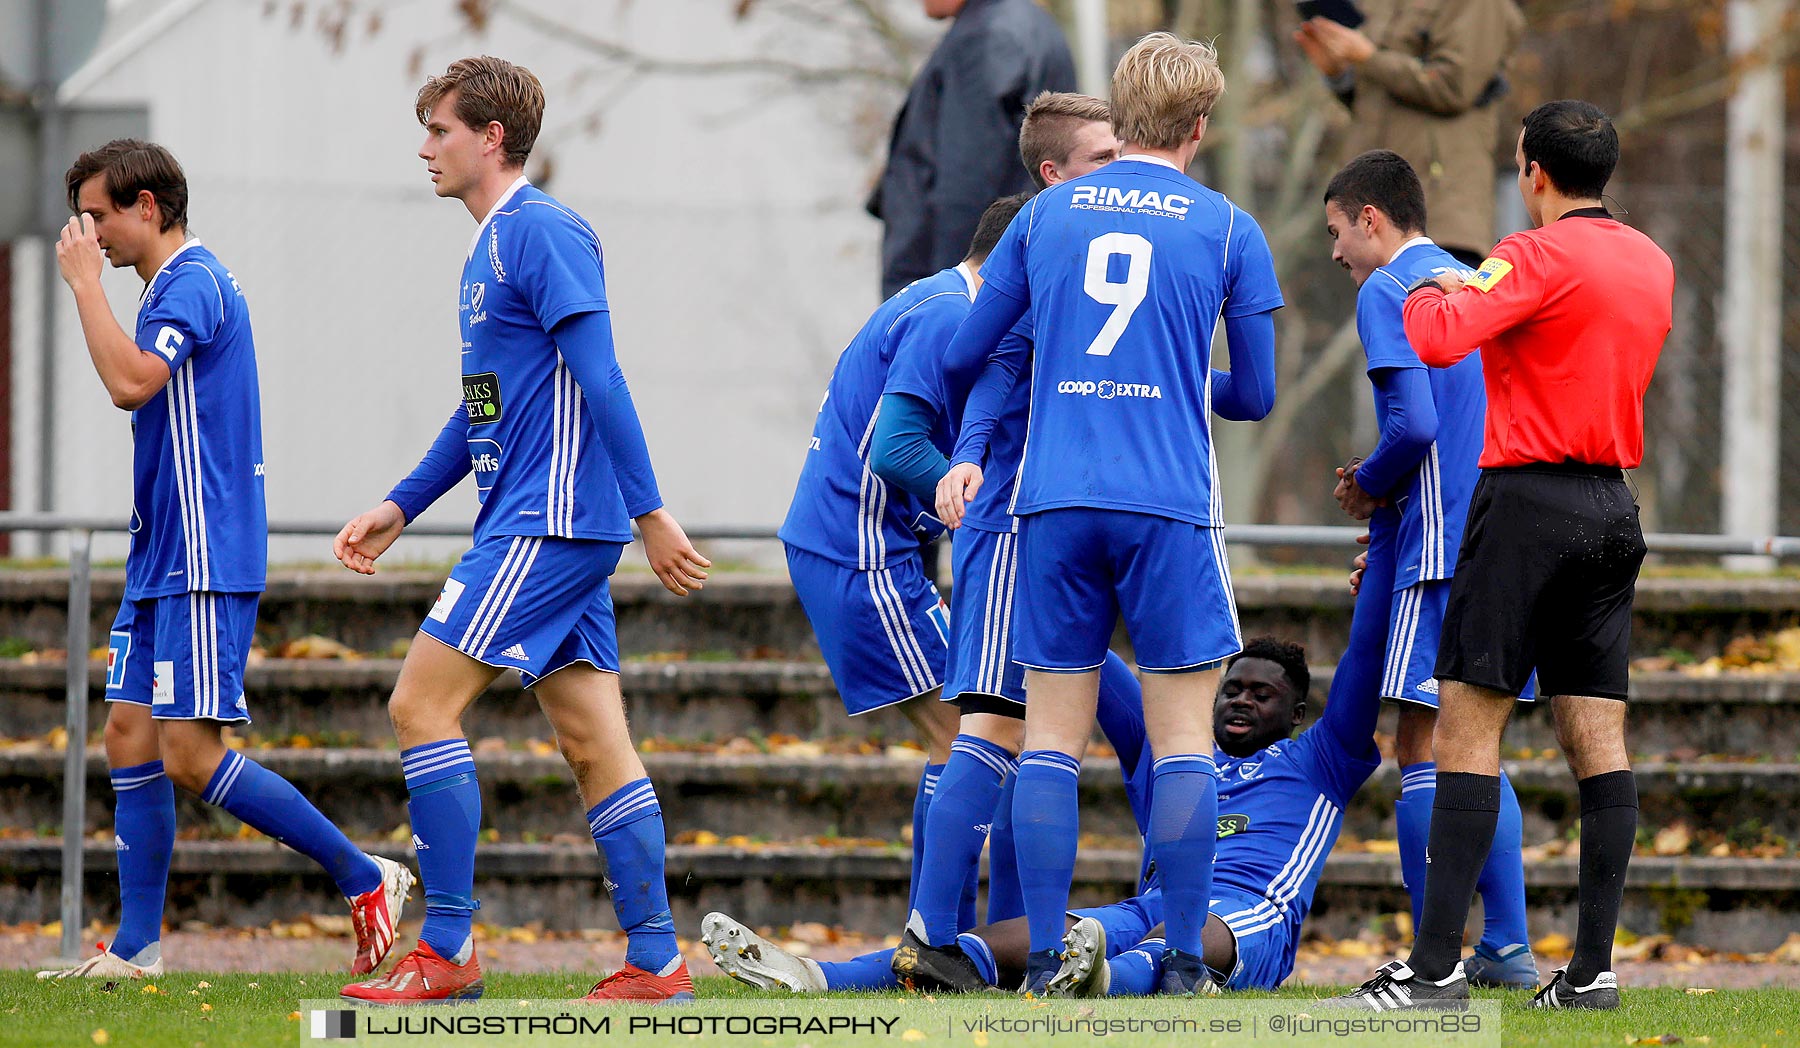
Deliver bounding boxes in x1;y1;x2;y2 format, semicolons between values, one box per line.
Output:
7;658;1800;755
5;748;1797;850
5;570;1798;668
4;839;1796;954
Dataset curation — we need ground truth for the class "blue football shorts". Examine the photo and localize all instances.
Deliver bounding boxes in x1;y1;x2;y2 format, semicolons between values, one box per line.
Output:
105;591;258;723
1013;508;1241;673
419;535;624;688
1211;889;1300;990
1384;579;1535;707
784;543;949;716
943;526;1026;707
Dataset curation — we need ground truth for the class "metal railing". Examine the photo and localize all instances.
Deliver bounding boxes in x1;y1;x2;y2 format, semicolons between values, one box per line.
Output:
4;509;1798;963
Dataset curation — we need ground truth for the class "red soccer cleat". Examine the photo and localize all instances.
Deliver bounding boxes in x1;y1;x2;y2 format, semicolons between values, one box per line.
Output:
340;941;484;1003
578;961;696;1003
348;855;414;976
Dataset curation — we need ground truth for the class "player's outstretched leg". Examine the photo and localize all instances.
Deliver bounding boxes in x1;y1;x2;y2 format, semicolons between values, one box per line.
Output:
702;912;830;992
161;722;402;976
1046;916;1109;997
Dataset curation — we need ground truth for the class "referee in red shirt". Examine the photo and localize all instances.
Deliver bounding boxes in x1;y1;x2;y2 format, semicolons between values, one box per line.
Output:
1335;100;1674;1012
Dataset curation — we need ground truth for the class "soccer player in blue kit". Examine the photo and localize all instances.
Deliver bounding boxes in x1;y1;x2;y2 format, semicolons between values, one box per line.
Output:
1322;150;1537;988
778;198;1033;918
333;58;711;1004
38;140;411;981
935;34;1283;994
862;92;1158;990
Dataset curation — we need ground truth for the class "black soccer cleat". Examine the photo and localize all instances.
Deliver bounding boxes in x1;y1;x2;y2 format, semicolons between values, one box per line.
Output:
1328;959;1471;1011
1158;947;1219;996
1529;968;1620;1010
890;929;990;993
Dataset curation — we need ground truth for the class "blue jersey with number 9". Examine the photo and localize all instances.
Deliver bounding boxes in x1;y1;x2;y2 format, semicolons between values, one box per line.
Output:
978;157;1283;527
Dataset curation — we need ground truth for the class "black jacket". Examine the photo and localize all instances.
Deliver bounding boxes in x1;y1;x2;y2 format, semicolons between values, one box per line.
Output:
867;0;1075;297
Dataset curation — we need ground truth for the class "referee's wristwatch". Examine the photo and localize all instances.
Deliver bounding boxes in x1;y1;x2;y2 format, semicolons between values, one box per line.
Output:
1404;275;1448;297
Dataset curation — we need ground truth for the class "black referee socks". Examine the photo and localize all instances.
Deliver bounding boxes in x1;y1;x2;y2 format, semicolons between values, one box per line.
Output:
1568;769;1639;987
1407;772;1503;982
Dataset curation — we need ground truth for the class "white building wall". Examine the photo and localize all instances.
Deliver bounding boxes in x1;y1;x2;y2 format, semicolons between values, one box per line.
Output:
19;0;928;567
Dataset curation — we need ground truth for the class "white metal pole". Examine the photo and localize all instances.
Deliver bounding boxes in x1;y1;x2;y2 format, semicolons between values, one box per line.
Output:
1720;0;1787;571
1072;0;1109;98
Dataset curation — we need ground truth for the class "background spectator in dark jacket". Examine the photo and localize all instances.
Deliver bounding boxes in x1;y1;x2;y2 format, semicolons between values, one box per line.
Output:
868;0;1076;297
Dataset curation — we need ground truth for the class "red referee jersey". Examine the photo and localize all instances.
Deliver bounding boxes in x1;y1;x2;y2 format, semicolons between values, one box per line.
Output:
1401;209;1674;469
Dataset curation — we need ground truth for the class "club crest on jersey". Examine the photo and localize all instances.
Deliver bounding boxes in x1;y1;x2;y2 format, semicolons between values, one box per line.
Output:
1069;185;1192;219
467;280;489;324
1217;814;1251;838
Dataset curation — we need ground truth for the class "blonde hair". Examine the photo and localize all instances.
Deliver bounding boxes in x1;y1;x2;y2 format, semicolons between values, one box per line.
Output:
1019;92;1113;189
1110;33;1225;151
416;56;546;168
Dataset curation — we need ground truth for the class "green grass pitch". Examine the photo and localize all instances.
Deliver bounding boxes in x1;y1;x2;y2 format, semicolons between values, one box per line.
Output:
4;972;1797;1048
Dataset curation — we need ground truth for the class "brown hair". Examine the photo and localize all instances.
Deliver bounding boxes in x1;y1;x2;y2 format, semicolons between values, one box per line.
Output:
1018;92;1112;190
1111;33;1226;151
64;139;189;232
415;56;546;168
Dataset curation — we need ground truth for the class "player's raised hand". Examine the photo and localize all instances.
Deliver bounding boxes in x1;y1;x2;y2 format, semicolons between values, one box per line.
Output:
936;462;984;530
55;215;104;290
637;507;711;597
334;500;407;575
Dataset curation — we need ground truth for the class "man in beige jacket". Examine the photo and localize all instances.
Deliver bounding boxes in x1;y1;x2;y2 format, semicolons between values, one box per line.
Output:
1297;1;1525;265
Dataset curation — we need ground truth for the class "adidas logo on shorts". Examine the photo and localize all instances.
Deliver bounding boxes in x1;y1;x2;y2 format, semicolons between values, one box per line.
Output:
412;834;430;851
115;834;129;852
499;644;529;661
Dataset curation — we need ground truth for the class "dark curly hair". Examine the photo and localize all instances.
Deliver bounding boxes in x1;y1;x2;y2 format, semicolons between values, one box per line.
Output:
1229;637;1310;703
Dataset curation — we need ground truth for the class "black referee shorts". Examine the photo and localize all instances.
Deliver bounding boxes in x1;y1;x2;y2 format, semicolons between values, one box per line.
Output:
1435;464;1647;700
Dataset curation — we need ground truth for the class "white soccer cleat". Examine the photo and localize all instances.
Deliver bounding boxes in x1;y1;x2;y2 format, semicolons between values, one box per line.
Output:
37;945;164;980
1046;916;1110;997
348;854;415;976
700;911;827;993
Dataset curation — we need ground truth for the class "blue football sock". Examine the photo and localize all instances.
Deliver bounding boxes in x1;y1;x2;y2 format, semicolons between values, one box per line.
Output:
818;949;899;991
1396;761;1436;930
1149;754;1218;957
1013;750;1082;956
401;739;482;962
203;750;380;897
911;735;1016;946
588;778;680;975
985;771;1023;923
1476;770;1531;952
957;931;999;986
1106;936;1166;996
109;760;175;963
906;763;944;914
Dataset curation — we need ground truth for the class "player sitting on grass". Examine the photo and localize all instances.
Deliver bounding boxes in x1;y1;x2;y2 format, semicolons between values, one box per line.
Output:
706;609;1394;994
